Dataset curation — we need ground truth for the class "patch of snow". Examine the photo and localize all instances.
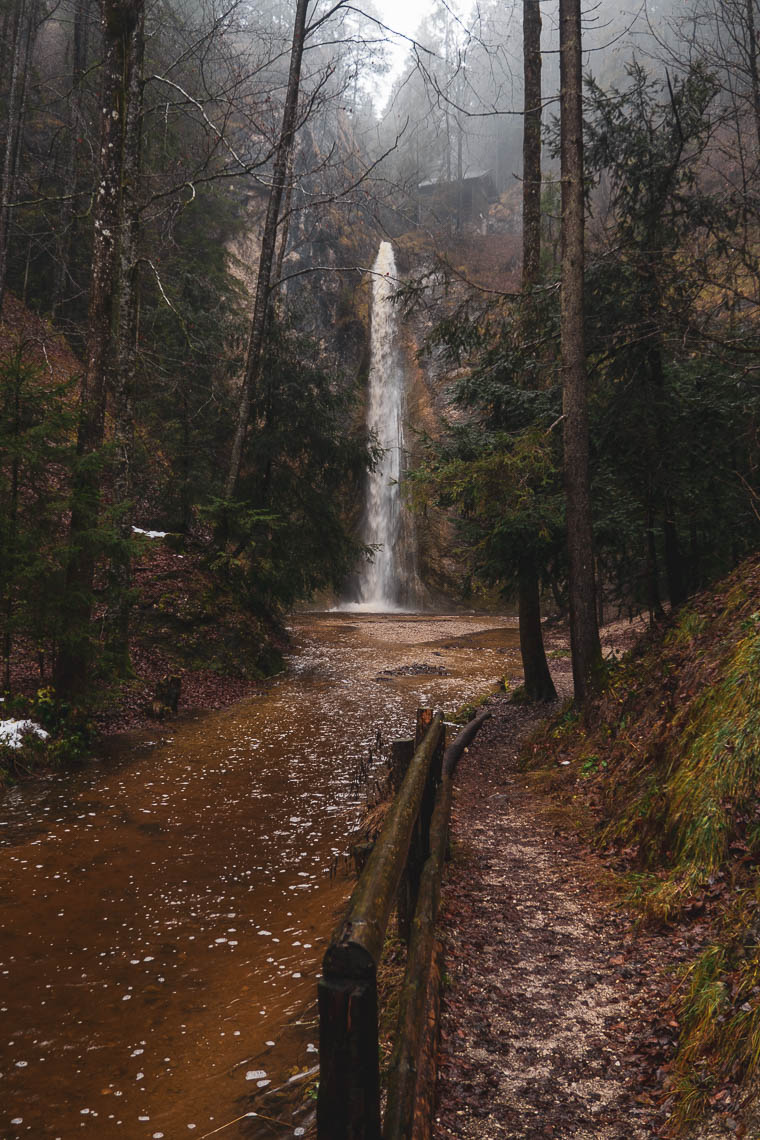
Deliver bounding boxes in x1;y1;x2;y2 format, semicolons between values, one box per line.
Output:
132;526;169;539
0;720;49;749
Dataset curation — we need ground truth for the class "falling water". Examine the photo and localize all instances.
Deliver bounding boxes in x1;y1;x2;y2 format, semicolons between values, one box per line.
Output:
350;241;420;611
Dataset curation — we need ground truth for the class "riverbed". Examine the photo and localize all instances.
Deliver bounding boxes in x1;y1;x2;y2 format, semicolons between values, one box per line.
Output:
0;613;520;1139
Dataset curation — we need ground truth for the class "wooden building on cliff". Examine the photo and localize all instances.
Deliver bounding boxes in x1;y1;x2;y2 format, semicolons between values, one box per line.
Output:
417;169;498;232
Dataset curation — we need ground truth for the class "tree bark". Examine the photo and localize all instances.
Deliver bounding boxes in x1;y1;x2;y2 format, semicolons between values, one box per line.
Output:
2;356;21;692
559;0;601;703
55;0;145;699
518;556;556;701
0;0;37;318
744;0;760;152
518;0;556;703
224;0;310;501
52;0;93;319
663;501;686;608
522;0;542;286
455;99;463;233
645;499;664;623
645;317;685;609
272;143;296;317
107;0;144;671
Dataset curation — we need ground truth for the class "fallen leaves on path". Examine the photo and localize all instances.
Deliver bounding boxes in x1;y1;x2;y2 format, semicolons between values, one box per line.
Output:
434;687;685;1139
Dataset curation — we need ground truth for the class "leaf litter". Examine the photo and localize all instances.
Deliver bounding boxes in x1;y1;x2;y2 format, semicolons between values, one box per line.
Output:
434;645;679;1139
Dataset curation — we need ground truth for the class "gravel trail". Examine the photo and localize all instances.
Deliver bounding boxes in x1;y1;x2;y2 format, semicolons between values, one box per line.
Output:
434;685;665;1139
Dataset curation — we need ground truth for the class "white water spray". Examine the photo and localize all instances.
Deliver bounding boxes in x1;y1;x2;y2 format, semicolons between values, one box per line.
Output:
346;241;420;611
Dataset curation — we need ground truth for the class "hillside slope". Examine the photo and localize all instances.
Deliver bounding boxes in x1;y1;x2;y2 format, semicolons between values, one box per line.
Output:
527;555;760;1135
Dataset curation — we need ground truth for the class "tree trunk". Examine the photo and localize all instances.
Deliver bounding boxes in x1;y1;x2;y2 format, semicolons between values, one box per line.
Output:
662;502;686;608
0;0;37;317
180;379;192;532
2;358;21;692
645;501;664;624
643;319;686;609
273;142;296;317
689;519;700;592
0;2;14;95
517;0;555;703
518;557;556;701
55;0;145;699
745;0;760;151
106;0;144;672
596;556;604;627
224;0;309;501
52;0;93;319
522;0;542;286
455;109;463;233
559;0;601;703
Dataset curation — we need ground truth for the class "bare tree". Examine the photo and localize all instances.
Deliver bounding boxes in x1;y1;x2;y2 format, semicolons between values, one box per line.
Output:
224;0;312;501
222;0;386;501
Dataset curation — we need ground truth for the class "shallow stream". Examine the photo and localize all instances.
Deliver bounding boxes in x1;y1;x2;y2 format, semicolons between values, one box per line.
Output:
0;613;520;1139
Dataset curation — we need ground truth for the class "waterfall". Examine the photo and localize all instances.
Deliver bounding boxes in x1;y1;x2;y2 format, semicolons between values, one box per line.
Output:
345;241;420;611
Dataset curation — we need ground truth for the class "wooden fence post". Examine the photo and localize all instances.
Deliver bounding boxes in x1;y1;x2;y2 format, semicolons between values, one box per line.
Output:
398;710;439;943
415;706;433;749
318;709;489;1140
384;709;491;1140
317;964;381;1139
390;738;414;792
317;712;444;1140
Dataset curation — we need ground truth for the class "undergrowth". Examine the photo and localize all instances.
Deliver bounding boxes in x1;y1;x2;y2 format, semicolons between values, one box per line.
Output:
668;887;760;1132
0;686;93;787
523;555;760;1135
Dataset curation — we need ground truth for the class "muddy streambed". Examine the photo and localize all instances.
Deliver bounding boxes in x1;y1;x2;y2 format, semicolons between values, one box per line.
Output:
0;613;520;1139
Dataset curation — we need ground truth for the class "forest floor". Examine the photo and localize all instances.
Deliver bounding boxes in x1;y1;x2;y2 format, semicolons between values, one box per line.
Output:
4;537;283;739
432;618;742;1140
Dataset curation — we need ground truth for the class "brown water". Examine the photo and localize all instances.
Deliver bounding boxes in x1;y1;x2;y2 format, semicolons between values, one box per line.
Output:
0;613;520;1140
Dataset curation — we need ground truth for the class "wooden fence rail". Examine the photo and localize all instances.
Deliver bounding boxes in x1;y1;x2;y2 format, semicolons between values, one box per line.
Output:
317;707;490;1140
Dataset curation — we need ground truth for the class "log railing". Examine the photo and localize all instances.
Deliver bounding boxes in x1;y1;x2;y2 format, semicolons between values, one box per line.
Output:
317;707;490;1140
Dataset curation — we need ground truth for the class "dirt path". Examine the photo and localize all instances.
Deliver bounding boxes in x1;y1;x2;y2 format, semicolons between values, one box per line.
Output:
433;691;668;1139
